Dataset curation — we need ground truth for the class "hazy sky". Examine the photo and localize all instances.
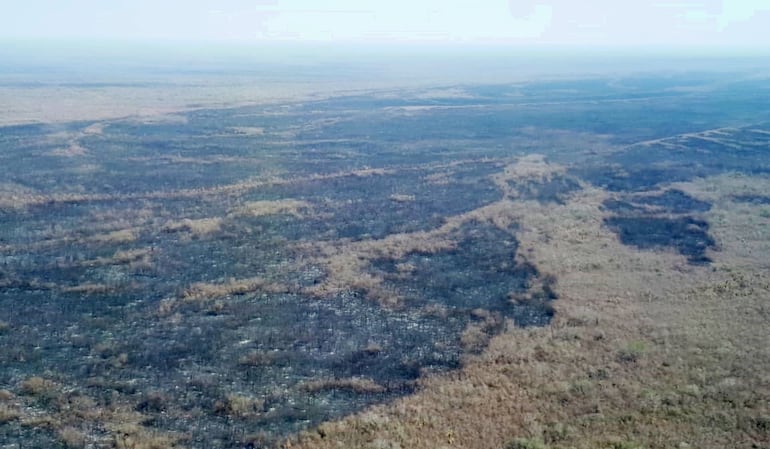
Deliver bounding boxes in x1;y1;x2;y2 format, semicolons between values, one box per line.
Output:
2;0;769;47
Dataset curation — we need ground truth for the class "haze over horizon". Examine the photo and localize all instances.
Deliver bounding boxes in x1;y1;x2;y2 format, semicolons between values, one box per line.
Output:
1;0;769;49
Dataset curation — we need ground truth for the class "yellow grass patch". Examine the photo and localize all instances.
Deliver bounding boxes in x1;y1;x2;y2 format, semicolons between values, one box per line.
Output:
162;217;224;237
214;394;265;418
159;276;290;316
228;199;312;219
111;248;154;265
58;248;154;271
106;414;185;449
181;276;288;301
301;377;386;394
88;228;138;244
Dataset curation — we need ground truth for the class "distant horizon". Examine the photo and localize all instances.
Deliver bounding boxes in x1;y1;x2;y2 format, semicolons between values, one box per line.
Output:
4;36;770;53
3;38;770;68
3;38;770;87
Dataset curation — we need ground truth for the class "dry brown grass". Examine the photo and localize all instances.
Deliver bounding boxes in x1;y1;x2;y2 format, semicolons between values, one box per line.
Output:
228;199;312;219
162;217;224;237
290;168;770;449
4;207;161;256
301;377;387;394
55;248;155;272
9;375;186;449
158;276;289;316
110;248;155;271
0;82;316;127
492;154;567;198
61;283;118;295
88;228;139;244
181;276;288;301
214;394;265;418
109;420;184;449
19;376;57;396
299;228;457;306
3;122;767;448
299;156;570;307
0;165;397;214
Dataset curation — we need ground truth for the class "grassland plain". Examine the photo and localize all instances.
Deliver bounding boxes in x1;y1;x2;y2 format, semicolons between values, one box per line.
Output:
1;71;769;449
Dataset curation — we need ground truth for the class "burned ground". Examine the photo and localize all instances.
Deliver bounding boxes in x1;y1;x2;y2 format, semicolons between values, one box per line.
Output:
1;73;770;448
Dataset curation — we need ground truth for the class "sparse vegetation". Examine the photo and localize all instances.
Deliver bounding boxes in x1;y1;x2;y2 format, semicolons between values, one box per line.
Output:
89;228;139;244
162;217;224;237
227;199;312;219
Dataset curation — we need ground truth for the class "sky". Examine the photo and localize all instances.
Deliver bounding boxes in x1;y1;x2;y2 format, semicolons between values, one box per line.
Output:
1;0;769;47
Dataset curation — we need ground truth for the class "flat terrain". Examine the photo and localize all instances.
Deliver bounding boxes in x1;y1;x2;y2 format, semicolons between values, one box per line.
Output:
0;65;769;449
